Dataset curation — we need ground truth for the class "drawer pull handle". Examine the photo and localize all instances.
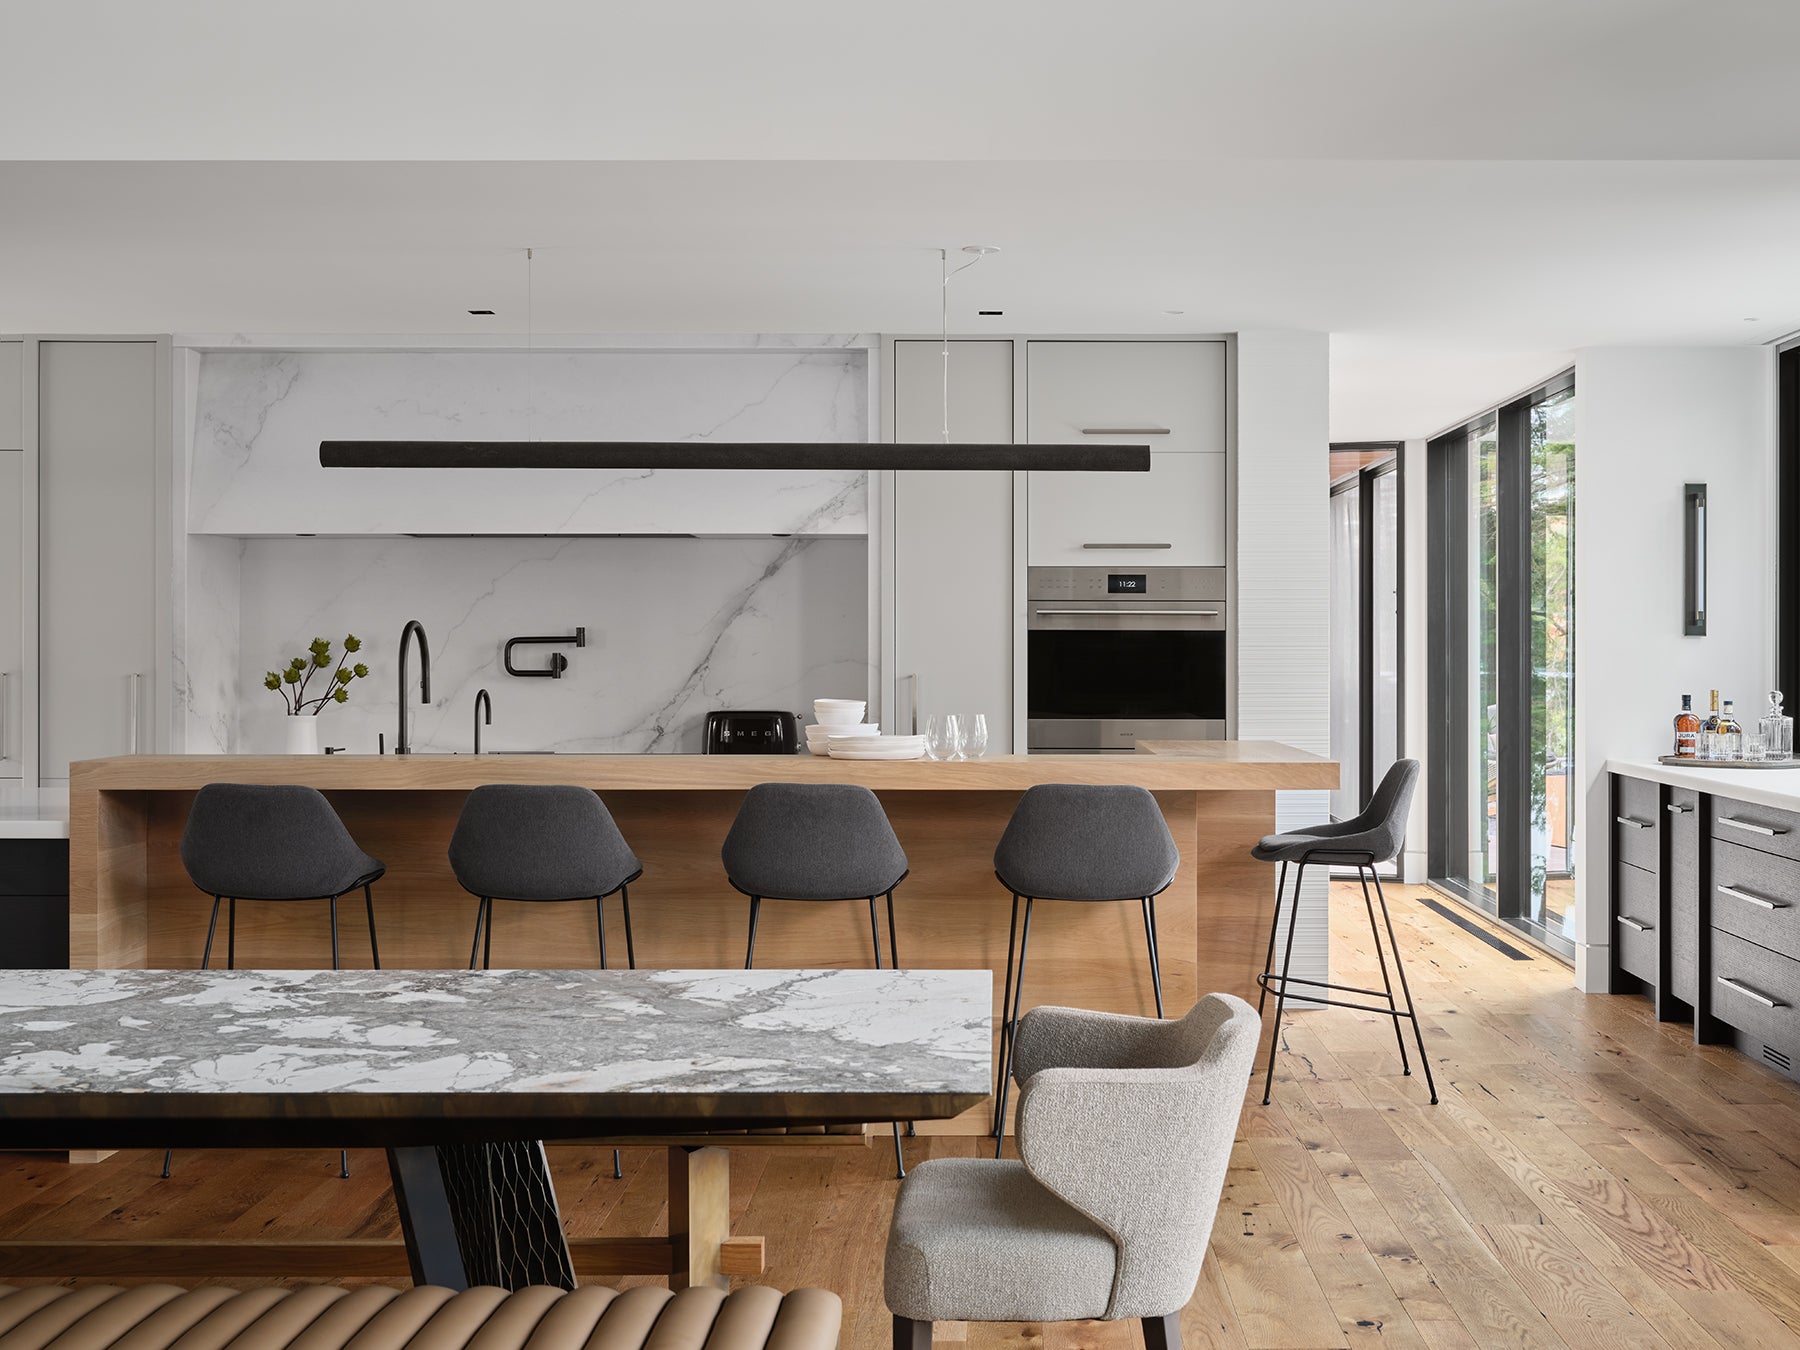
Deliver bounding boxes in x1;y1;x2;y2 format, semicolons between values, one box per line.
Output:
1081;542;1174;551
1615;815;1653;830
1720;816;1788;837
1080;427;1171;436
1614;916;1652;933
1718;884;1788;910
1717;976;1786;1009
1667;803;1694;814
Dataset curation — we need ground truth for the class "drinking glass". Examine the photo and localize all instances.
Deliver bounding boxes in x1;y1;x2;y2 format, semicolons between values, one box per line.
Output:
1744;733;1768;763
961;713;989;759
925;714;959;762
942;713;964;761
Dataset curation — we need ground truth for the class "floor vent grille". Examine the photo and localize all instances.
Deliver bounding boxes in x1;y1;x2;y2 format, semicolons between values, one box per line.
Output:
1763;1044;1792;1072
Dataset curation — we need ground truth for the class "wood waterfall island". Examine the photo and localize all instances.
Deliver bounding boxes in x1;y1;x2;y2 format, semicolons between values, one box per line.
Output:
69;741;1335;1136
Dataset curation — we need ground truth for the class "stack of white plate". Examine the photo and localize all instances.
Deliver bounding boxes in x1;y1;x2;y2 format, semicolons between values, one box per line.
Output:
804;721;879;754
827;733;928;761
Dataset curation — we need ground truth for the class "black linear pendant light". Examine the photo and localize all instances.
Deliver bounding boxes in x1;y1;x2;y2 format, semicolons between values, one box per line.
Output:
319;247;1151;474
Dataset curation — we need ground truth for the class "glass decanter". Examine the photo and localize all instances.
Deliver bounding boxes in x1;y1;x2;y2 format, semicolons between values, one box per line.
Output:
1761;690;1794;762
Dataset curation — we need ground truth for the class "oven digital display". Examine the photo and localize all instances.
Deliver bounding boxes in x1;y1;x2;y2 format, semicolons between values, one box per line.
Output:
1107;573;1148;594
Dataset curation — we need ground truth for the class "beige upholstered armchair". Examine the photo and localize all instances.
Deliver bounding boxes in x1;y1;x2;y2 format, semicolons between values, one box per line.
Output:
884;994;1259;1350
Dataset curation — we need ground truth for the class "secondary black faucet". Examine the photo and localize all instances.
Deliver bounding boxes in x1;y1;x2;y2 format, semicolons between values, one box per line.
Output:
396;619;431;755
473;688;492;754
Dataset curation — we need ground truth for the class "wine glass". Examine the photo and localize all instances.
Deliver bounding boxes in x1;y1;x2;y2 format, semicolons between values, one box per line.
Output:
961;713;989;759
924;714;956;761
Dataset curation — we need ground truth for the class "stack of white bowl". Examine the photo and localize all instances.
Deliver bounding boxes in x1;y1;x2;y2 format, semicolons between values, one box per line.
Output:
807;698;928;760
805;699;878;755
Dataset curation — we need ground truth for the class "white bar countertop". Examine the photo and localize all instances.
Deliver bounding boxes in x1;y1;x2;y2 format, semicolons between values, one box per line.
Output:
1605;757;1800;813
0;785;71;840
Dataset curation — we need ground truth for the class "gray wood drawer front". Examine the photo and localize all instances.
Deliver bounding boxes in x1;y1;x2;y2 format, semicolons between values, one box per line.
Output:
1712;837;1800;957
1709;929;1800;1048
1668;788;1700;1005
1613;776;1660;871
1615;861;1658;983
1712;796;1800;864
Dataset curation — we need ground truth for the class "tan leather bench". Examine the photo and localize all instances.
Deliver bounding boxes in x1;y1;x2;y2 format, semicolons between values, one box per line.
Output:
0;1283;841;1350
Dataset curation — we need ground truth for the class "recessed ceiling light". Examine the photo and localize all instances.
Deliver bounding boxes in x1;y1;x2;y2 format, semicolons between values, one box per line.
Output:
1163;309;1185;316
1745;317;1761;322
962;245;1001;256
978;310;1003;316
468;309;496;316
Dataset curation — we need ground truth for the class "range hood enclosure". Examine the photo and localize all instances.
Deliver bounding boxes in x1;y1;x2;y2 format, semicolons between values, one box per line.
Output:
319;441;1152;472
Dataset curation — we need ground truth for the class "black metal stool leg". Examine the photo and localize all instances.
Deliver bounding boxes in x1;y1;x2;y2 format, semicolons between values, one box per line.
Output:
1357;866;1411;1076
867;897;883;967
620;884;636;969
330;895;341;970
484;901;494;970
468;898;488;971
613;1149;622;1179
227;899;237;970
993;893;1020;1140
1141;897;1165;1018
886;891;901;968
201;896;221;970
595;896;609;970
1261;862;1307;1106
1258;862;1288;1016
993;898;1034;1158
744;897;761;969
160;1149;172;1178
1372;871;1437;1104
364;884;381;970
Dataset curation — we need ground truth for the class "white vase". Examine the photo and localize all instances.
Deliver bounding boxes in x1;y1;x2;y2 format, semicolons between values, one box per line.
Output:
283;716;321;755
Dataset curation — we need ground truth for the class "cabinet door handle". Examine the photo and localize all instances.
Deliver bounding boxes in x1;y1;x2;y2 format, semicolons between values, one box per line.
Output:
1034;608;1221;617
1719;815;1787;836
1615;815;1653;830
1718;884;1788;910
1614;915;1652;933
1080;427;1170;436
1081;542;1173;551
129;672;143;754
1717;976;1785;1009
1667;803;1693;814
0;671;7;762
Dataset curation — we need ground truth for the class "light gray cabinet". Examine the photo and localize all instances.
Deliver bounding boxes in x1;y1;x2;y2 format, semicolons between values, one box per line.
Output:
0;452;20;778
891;339;1015;749
1024;341;1227;567
38;341;158;780
0;343;21;451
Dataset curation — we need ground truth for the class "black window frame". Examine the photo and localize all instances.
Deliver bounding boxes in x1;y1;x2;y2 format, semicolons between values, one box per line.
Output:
1329;443;1405;813
1779;345;1800;698
1426;371;1576;959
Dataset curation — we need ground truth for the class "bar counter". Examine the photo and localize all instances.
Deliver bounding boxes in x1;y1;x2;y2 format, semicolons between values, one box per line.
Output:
70;742;1335;1134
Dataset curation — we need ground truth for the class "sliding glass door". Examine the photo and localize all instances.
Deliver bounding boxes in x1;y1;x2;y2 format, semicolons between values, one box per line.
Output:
1428;376;1576;954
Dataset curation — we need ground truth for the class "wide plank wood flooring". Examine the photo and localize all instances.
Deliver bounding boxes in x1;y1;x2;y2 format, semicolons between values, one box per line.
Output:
3;884;1800;1350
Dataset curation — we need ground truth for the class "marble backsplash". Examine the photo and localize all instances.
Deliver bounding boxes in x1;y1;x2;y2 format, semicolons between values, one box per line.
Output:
212;534;869;755
187;345;871;536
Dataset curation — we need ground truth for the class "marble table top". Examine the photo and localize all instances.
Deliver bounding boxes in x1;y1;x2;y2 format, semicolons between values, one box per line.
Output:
0;967;992;1149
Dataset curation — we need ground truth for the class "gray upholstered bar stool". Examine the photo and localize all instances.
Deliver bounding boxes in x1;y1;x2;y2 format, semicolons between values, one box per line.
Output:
1253;758;1434;1106
448;785;642;973
170;782;387;1179
722;782;911;1176
990;783;1180;1157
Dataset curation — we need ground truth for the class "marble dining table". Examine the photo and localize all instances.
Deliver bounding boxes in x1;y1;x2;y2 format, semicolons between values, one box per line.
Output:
0;966;991;1290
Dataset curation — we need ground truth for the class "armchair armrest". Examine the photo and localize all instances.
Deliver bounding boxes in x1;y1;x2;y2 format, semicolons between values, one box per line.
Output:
1009;1004;1186;1084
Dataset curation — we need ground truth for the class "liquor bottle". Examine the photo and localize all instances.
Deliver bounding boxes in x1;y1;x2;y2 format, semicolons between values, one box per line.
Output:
1762;690;1794;762
1673;694;1700;758
1719;699;1744;760
1700;690;1722;759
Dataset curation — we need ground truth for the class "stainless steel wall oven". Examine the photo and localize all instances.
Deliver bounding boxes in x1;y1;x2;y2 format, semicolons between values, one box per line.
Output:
1026;566;1228;753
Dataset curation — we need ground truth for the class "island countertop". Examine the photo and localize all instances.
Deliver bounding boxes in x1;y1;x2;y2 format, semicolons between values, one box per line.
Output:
69;740;1338;794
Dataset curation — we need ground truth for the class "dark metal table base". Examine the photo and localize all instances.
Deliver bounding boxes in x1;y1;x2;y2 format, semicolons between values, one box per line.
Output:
388;1142;575;1291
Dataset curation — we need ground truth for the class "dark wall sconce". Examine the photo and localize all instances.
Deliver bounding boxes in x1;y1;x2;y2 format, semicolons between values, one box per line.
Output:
1684;483;1707;636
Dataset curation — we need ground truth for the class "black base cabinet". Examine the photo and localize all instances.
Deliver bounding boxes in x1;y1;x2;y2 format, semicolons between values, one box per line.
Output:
1610;772;1800;1083
0;839;70;970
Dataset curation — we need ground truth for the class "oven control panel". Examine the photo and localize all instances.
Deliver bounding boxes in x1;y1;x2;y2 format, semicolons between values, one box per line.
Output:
1026;565;1228;602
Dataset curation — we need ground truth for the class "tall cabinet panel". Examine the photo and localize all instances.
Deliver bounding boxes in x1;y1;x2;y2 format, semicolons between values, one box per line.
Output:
0;452;20;779
892;340;1015;749
38;341;158;780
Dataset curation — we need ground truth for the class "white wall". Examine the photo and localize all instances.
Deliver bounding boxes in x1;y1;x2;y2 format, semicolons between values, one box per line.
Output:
1573;346;1776;990
1236;331;1334;985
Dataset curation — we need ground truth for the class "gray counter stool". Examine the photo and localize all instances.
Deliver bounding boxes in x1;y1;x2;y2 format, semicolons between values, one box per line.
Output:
722;782;911;1177
170;782;387;1179
448;785;642;973
1252;758;1434;1106
990;783;1180;1157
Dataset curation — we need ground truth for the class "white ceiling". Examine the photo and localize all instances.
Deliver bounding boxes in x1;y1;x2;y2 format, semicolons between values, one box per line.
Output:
4;2;1799;439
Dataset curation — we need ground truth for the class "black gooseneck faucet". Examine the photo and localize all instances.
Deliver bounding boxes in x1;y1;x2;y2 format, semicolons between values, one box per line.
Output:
473;688;492;754
396;620;431;755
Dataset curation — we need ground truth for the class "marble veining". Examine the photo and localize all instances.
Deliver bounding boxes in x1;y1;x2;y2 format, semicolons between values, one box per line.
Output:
0;968;991;1098
187;348;870;536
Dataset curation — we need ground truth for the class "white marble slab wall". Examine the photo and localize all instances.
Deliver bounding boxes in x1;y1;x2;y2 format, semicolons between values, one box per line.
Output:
189;346;869;536
228;535;868;755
